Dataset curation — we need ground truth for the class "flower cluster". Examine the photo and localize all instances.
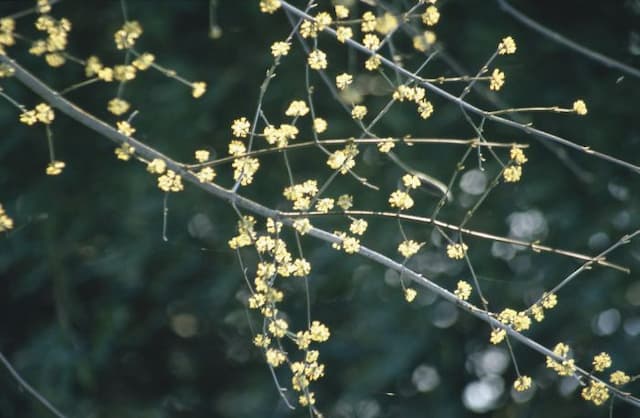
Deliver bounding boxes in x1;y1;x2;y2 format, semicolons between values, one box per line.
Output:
393;85;434;119
327;144;359;174
30;14;72;67
283;180;319;211
0;204;14;232
545;342;576;376
503;146;528;183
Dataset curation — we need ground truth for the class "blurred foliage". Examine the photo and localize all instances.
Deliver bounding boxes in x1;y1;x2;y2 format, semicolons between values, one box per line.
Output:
1;1;640;417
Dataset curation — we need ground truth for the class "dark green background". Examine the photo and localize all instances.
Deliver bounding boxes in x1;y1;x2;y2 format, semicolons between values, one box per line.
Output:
1;1;639;417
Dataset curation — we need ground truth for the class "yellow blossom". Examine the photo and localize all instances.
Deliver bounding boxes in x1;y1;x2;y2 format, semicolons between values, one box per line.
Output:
45;53;65;67
510;146;527;164
196;167;216;183
454;280;472;301
308;49;327;70
498;36;517;55
388;190;414;210
361;11;376;32
107;98;130;116
97;67;114;82
19;110;38;126
46;160;65;176
364;55;381;71
490;328;506;344
293;218;312;235
337;194;353;210
314;12;332;30
404;288;417;303
351;105;367;120
299;393;316;407
132;52;155;70
334;5;349;19
228;140;246;156
300;20;318;38
0;204;14;232
402;174;421;189
413;31;436;52
342;236;360;254
116;121;135;136
573;99;588;115
158;169;184;192
398;240;422;258
377;138;395;153
192;82;207;98
581;380;609;406
336;26;353;43
421;6;440;26
376;12;398;34
349;219;368;235
417;100;434;119
270;41;290;57
253;333;271;348
268;318;288;338
610;371;631;386
195;149;210;162
265;348;286;367
513;375;532;392
285;100;309;117
115;143;135;161
593;353;612;372
259;0;281;14
231;117;251;138
336;73;353;90
232;157;260;185
490;68;505;91
503;165;522;182
362;33;380;51
146;158;166;174
35;103;54;124
313;117;327;133
541;292;558;309
446;243;468;259
114;20;142;50
315;198;334;213
309;320;330;342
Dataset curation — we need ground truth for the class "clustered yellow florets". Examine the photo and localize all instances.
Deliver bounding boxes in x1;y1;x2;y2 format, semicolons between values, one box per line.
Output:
573;99;588;116
446;243;468;260
498;36;517;55
157;169;184;192
503;145;528;183
513;375;532;392
454;280;472;301
398;240;423;258
581;380;610;406
389;190;414;210
393;85;434;119
283;179;318;211
30;15;72;67
327;144;359;174
19;103;55;125
546;342;576;376
0;204;14;232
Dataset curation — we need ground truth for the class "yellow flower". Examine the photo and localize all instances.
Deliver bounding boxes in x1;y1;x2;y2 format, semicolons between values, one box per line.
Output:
398;240;422;258
0;204;14;232
334;5;349;19
45;53;65;67
194;149;210;162
573;99;588;115
593;353;612;372
351;105;367;120
265;348;286;367
309;321;330;342
490;68;505;91
446;243;468;260
421;6;440;26
253;333;271;348
146;158;166;174
107;98;130;116
308;49;328;70
285;100;309;117
342;236;360;254
454;280;472;301
361;11;376;33
97;67;114;82
116;120;135;136
114;143;135;161
498;36;517;55
362;34;380;51
377;138;395;153
336;26;353;43
192;81;206;98
19;110;38;125
503;165;522;182
45;160;65;176
158;170;184;192
313;117;327;133
299;393;316;407
404;288;417;303
417;100;434;119
402;174;421;189
610;370;631;386
314;12;332;30
232;157;260;185
513;375;532;392
490;328;506;344
336;73;353;90
114;20;142;49
259;0;281;14
376;12;398;35
388;190;414;210
581;380;609;406
35;103;54;124
132;52;155;70
196;167;216;183
337;194;353;210
231;117;251;138
541;292;558;309
85;56;102;77
510;146;527;165
268;318;288;338
315;198;334;213
293;218;312;235
349;219;368;236
300;20;318;38
413;31;436;52
270;41;290;57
